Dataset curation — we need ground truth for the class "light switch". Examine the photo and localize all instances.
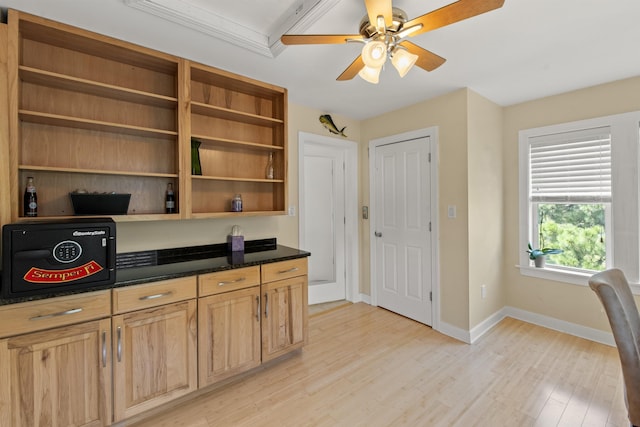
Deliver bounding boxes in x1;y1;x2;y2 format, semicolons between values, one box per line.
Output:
447;205;456;218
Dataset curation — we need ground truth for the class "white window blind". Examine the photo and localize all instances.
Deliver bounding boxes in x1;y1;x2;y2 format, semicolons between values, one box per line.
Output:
529;126;611;203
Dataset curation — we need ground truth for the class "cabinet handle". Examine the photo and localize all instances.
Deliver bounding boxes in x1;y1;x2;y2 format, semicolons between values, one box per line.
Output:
256;295;260;322
139;291;173;301
117;326;122;363
218;277;246;286
264;293;269;318
278;267;299;275
102;331;107;368
29;307;82;321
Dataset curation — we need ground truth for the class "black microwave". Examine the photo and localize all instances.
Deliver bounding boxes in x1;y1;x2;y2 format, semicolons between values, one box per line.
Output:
1;218;116;299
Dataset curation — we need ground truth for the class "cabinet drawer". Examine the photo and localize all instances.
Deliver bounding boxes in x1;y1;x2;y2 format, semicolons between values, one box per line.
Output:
0;290;111;338
261;258;308;284
198;266;260;296
113;276;197;314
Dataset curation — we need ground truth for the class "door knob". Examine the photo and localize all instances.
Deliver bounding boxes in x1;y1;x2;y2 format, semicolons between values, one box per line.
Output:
374;231;382;237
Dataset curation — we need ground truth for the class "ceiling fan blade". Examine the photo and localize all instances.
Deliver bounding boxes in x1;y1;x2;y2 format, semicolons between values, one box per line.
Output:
364;0;393;28
281;34;364;45
404;0;505;37
400;41;446;72
337;56;365;81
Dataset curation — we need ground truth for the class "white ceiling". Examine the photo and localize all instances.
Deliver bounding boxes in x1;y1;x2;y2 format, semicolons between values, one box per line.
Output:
3;0;640;120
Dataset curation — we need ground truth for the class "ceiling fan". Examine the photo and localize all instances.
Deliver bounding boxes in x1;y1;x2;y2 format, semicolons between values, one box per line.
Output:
281;0;505;83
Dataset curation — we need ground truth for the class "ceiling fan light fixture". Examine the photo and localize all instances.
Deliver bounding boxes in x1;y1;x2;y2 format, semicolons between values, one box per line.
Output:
358;65;382;84
361;40;387;68
391;48;418;78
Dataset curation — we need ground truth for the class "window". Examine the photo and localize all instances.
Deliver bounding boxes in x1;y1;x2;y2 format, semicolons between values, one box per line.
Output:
519;111;640;285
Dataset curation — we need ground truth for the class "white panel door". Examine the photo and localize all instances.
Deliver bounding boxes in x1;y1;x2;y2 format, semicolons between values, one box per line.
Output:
303;143;346;303
373;137;432;325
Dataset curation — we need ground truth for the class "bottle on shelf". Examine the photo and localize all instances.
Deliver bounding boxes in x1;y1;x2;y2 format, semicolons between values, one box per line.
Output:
265;152;274;179
23;176;38;217
231;194;243;212
165;183;176;213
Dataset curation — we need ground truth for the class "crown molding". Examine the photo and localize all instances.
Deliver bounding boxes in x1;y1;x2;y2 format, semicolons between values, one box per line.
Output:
125;0;341;58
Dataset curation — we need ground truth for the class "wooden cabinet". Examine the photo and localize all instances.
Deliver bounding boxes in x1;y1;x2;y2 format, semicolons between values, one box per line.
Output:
111;278;197;422
8;10;181;221
0;259;307;425
5;10;287;223
198;266;262;386
185;62;287;217
261;259;308;362
0;292;112;427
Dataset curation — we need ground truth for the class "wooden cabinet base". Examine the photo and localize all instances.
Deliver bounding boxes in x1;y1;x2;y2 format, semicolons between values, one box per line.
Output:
0;319;112;427
112;300;198;422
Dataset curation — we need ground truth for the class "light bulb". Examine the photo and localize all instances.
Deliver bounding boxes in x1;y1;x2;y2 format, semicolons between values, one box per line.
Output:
361;41;387;68
358;65;381;84
391;49;418;78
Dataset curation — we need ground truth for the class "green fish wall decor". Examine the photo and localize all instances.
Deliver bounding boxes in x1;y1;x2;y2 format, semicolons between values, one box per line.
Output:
319;114;347;137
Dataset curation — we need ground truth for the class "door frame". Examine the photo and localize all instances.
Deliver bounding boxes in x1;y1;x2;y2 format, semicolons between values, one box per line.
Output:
298;131;359;303
369;127;440;330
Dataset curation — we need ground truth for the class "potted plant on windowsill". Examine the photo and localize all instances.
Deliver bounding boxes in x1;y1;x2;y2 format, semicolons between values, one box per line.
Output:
527;243;563;268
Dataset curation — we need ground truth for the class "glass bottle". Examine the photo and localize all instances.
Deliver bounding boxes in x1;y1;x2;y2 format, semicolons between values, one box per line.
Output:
165;183;176;213
23;176;37;217
231;194;243;212
191;138;202;175
265;152;274;179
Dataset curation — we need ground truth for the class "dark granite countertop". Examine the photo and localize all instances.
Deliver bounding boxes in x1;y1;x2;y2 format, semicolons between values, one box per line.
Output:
115;244;310;287
0;239;309;306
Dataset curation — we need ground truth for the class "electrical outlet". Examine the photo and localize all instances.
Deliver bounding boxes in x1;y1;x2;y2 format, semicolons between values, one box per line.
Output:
288;206;295;216
481;284;487;299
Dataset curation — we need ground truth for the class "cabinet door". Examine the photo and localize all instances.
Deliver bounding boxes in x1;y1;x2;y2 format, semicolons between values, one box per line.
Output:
0;319;112;427
198;286;261;387
112;300;197;422
261;275;308;362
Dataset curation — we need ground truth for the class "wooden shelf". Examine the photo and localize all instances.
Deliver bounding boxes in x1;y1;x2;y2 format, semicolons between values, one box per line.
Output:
20;66;178;108
191;175;284;183
191;102;284;127
8;10;287;222
19;110;178;139
192;134;284;151
190;211;287;219
19;165;178;179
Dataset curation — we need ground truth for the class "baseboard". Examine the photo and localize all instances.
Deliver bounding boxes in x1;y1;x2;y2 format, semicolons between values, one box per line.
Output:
469;310;508;344
436;321;471;344
348;299;615;347
351;293;371;304
503;306;615;347
438;306;614;347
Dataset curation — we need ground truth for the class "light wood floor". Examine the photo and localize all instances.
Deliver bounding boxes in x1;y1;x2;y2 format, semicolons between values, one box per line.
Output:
129;303;627;427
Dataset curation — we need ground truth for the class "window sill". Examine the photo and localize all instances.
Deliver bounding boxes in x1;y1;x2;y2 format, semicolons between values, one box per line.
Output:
518;264;592;286
518;264;640;294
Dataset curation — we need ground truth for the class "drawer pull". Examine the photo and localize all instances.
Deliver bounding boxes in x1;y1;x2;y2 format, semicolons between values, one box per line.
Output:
29;307;82;321
139;291;173;301
117;326;122;363
264;293;269;318
218;277;246;286
102;331;107;368
278;267;299;274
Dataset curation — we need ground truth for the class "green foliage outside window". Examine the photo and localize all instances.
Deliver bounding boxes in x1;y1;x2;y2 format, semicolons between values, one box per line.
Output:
537;204;606;271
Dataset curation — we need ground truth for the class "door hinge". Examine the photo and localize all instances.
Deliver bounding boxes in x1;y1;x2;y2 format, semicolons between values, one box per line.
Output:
428;152;431;162
429;222;431;232
429;291;432;302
